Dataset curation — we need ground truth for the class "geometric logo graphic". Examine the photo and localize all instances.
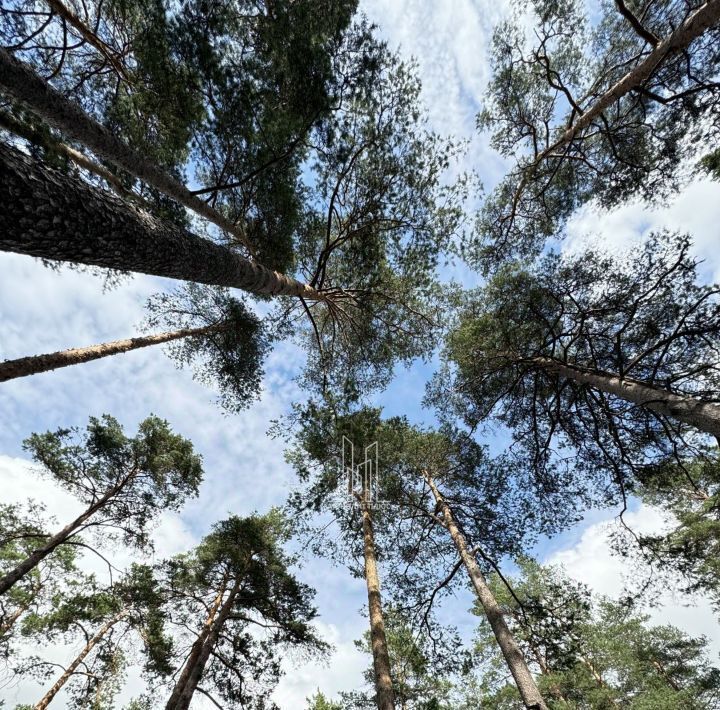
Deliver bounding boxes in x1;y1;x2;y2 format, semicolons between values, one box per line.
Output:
342;436;380;505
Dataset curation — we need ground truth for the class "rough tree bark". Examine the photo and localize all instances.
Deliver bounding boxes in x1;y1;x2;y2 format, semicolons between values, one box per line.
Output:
164;582;228;710
0;470;136;595
172;579;241;710
34;609;128;710
532;356;720;440
0;324;223;383
0;46;256;254
423;471;548;710
360;500;396;710
0;142;324;299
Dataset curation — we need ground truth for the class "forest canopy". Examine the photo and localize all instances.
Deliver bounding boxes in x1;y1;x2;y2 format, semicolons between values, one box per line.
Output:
0;0;719;708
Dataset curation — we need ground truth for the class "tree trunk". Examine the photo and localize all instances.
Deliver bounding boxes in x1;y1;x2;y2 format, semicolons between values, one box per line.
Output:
532;356;720;440
360;502;396;710
34;609;127;710
0;602;31;636
0;323;223;383
0;142;323;300
0;471;135;595
537;0;720;163
423;471;548;710
166;579;241;710
0;109;136;202
0;47;257;255
164;583;227;710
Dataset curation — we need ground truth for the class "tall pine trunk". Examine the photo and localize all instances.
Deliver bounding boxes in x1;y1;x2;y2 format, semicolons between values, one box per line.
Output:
532;356;720;440
535;0;720;164
34;609;128;710
0;142;323;300
164;583;227;710
0;471;135;595
0;324;223;383
423;471;548;710
166;579;241;710
360;501;396;710
0;47;256;254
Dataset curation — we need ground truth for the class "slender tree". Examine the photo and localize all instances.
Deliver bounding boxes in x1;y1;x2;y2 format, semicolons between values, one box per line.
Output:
0;502;78;653
284;406;570;710
0;414;202;596
345;610;466;710
436;231;720;507
473;0;720;266
471;558;720;709
158;513;326;710
0;285;268;412
20;565;172;709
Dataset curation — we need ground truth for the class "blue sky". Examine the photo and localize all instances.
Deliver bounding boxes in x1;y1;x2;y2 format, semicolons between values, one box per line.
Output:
1;0;720;706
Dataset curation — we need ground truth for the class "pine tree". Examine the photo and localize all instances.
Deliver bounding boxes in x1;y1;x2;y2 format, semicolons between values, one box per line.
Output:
436;231;720;507
0;414;202;595
19;564;171;709
470;558;720;709
158;512;326;709
0;285;268;412
472;0;720;267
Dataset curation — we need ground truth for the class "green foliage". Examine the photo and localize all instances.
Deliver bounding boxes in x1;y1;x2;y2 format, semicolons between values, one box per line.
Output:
471;0;720;267
470;558;720;709
347;610;465;709
634;457;720;611
0;502;78;656
145;284;269;412
436;231;720;506
19;564;172;709
306;689;344;710
23;414;203;551
159;512;327;707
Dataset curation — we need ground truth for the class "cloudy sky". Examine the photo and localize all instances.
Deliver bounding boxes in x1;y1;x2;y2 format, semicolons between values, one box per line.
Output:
1;0;720;707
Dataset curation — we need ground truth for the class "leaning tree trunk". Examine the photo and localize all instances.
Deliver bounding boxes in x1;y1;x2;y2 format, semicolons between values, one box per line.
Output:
535;0;720;165
0;109;137;202
164;583;228;710
34;609;127;710
0;142;323;300
166;579;241;710
0;471;135;595
360;501;396;710
0;323;223;383
0;47;256;255
423;471;548;710
532;356;720;441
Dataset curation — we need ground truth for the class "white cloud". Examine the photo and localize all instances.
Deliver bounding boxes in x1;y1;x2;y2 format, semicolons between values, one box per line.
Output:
360;0;513;186
545;505;720;659
563;177;720;282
